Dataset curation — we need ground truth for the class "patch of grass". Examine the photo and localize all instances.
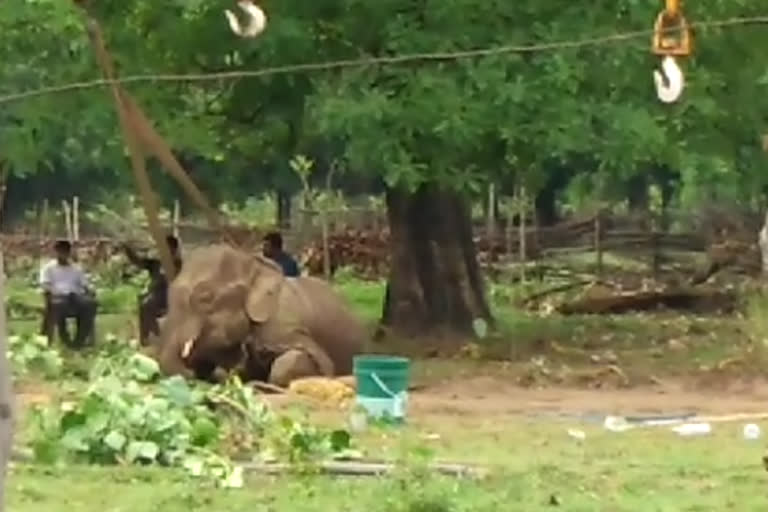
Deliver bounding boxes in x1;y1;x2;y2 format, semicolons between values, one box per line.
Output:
5;272;761;382
8;417;767;511
743;290;768;346
333;277;385;325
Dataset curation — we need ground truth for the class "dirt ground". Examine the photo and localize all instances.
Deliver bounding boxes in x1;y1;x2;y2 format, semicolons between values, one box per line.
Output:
262;371;768;426
403;375;768;419
16;372;768;425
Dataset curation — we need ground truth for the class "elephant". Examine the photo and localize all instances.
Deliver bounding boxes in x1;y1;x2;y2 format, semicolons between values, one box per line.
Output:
154;243;366;387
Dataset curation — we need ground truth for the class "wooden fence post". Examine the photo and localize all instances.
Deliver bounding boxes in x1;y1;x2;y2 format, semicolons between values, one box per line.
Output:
321;207;331;281
73;196;80;241
650;214;660;279
486;184;496;241
517;185;527;284
62;200;72;242
594;209;603;278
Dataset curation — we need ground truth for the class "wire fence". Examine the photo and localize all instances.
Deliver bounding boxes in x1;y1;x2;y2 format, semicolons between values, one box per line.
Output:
1;16;767;106
2;199;762;283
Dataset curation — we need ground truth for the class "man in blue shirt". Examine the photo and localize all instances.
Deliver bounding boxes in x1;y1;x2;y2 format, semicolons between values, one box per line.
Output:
262;231;300;277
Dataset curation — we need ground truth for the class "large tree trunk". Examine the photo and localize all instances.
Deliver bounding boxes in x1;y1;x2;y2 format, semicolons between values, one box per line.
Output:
627;174;649;213
534;183;559;226
379;184;493;338
0;252;14;511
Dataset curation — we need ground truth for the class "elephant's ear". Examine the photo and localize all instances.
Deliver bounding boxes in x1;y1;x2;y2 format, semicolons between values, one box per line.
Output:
245;258;284;323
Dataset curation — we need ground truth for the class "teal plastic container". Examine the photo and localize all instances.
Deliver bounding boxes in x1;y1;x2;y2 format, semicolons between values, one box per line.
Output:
353;355;411;423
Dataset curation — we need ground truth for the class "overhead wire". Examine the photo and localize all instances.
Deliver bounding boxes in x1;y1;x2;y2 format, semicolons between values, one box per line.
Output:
0;15;766;106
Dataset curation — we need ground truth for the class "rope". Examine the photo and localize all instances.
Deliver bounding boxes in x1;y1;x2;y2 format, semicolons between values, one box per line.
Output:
0;15;767;106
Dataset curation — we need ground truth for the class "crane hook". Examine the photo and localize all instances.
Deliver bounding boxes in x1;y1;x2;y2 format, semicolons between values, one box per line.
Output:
653;56;684;104
225;1;267;38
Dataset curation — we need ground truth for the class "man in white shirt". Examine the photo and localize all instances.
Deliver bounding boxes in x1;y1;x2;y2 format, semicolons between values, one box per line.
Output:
39;240;98;347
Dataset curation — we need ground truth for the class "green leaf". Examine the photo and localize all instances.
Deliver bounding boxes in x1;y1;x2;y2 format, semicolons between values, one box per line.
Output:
329;429;351;452
31;440;61;464
126;441;160;463
60;429;89;453
129;353;161;382
59;411;86;432
159;376;195;407
290;432;311;454
191;417;219;447
85;412;110;435
103;431;127;452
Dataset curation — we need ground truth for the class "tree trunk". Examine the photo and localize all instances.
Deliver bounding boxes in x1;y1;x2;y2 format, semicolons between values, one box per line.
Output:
0;251;15;511
534;185;559;226
379;184;494;338
627;174;649;213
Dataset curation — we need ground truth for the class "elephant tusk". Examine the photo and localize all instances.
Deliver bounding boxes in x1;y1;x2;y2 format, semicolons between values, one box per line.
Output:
181;338;195;359
653;56;684;104
225;1;267;38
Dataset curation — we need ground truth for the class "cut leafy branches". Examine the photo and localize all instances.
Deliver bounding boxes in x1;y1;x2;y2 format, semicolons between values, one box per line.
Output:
25;341;355;487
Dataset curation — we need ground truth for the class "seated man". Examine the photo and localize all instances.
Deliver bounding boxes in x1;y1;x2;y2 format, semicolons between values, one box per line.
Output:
39;240;98;348
123;235;183;346
262;231;300;277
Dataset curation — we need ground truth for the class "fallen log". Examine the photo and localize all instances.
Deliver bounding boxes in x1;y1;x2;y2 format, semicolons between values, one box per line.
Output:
519;280;593;306
557;288;738;315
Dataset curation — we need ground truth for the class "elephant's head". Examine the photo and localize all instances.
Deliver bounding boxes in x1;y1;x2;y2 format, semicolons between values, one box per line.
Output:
156;244;286;379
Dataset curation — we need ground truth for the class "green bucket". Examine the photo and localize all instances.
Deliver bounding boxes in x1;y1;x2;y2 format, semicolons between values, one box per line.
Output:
353;355;411;423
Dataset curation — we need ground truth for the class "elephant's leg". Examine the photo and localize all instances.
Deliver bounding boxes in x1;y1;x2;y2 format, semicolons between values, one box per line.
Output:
192;359;219;383
138;294;162;347
241;344;278;382
268;349;322;388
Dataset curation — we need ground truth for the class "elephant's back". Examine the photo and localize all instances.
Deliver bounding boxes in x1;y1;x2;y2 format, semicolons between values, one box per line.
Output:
287;276;366;375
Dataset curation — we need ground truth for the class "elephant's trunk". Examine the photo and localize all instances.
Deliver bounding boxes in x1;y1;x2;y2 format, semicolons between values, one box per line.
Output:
157;341;194;379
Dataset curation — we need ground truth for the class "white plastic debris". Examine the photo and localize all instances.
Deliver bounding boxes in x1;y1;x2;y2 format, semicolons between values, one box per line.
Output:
603;415;634;432
348;408;368;433
671;422;711;437
743;423;761;440
567;429;586;441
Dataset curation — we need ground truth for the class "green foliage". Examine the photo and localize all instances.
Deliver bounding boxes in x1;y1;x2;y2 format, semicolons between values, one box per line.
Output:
7;333;64;380
742;291;768;348
25;336;355;487
219;195;276;226
3;0;768;216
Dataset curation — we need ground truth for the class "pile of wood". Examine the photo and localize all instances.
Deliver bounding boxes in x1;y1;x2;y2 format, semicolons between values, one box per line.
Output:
0;235;118;270
1;215;759;287
299;229;390;279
